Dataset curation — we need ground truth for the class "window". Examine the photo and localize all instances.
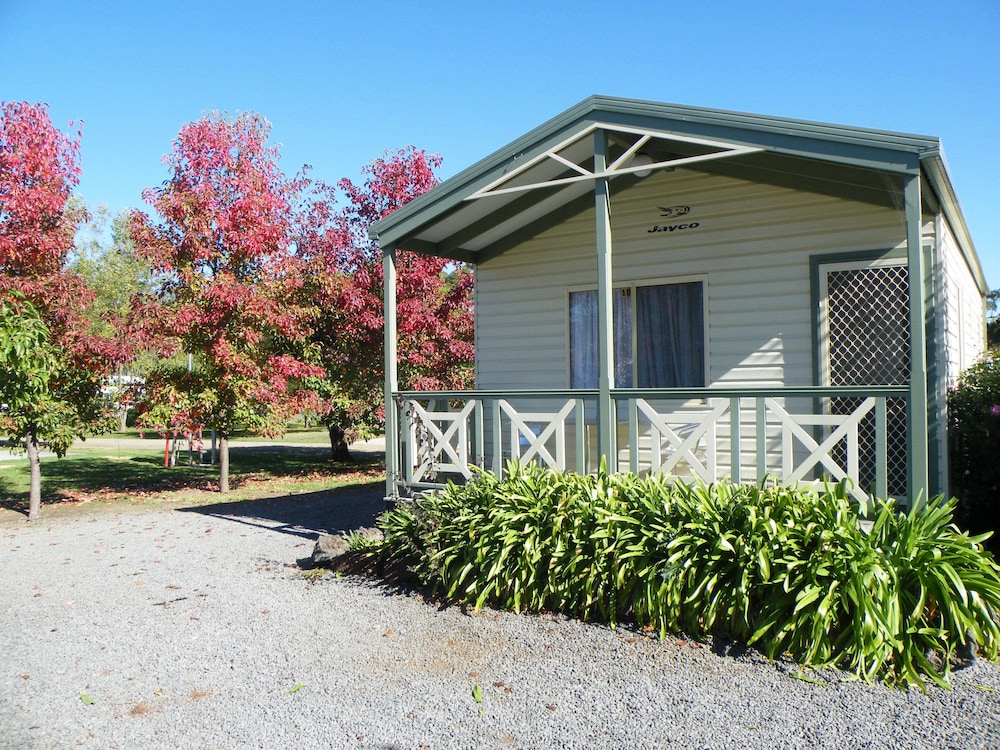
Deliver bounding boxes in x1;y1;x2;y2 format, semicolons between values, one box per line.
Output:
569;280;706;388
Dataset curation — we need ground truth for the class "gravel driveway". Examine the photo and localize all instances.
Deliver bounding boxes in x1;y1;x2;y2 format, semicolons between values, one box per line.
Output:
2;486;999;750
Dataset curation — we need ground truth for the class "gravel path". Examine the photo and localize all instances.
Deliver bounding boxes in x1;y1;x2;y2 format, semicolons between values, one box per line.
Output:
2;487;999;750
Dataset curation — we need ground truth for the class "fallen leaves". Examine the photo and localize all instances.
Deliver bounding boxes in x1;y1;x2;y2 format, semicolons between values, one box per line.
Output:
129;701;156;716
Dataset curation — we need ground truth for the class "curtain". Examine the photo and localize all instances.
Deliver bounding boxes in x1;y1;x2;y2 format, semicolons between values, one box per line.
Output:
569;290;598;388
636;282;705;388
572;282;704;389
614;290;633;388
569;289;633;388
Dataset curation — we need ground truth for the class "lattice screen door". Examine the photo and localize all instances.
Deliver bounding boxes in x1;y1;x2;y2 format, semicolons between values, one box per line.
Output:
820;259;909;497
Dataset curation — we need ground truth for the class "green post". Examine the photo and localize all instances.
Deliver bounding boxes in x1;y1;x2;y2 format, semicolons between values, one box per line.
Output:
730;397;742;483
905;174;929;507
383;247;399;501
594;129;616;467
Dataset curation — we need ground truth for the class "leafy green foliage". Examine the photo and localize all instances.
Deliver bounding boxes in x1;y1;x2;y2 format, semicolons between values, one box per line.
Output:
948;350;1000;551
0;294;54;410
373;464;1000;690
1;102;121;519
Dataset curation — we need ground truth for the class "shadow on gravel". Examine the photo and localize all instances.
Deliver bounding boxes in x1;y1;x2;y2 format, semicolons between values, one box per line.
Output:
177;480;386;540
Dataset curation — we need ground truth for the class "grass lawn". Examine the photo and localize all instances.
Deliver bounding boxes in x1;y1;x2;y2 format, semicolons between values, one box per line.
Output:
0;437;383;516
107;423;334;445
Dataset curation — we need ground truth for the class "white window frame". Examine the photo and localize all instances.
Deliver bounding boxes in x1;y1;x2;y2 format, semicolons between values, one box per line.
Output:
566;274;709;389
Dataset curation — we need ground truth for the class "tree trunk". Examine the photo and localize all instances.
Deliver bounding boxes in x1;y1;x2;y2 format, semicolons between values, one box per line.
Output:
118;406;129;432
25;433;42;521
327;424;353;462
219;435;230;493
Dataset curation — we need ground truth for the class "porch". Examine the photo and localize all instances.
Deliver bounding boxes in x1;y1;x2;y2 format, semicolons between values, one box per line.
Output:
369;97;991;510
387;385;909;512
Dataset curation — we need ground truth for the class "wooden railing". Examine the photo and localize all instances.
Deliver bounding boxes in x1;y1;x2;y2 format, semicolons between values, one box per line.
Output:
390;386;909;511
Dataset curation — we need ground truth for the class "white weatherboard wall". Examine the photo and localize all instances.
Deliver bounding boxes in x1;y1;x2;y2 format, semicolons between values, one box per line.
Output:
475;169;908;394
938;216;986;385
471;169;919;485
928;214;987;495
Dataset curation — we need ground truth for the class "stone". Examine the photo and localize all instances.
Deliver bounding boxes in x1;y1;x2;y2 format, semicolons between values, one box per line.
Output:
311;534;350;566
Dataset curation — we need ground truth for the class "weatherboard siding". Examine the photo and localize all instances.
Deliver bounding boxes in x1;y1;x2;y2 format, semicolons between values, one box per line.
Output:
475;169;907;393
923;215;985;495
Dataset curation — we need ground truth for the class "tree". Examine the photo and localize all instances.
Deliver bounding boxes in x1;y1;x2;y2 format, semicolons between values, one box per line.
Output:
297;147;474;460
0;102;118;519
72;207;162;429
130;112;323;492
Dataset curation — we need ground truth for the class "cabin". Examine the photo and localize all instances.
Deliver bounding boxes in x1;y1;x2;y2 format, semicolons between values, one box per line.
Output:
371;96;988;510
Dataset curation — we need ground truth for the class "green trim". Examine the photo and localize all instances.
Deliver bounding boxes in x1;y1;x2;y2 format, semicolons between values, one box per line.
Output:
923;241;944;497
398;237;478;264
594;129;616;463
905;176;929;507
383;249;399;500
371;116;597;248
371;96;936;247
438;186;569;254
809;247;908;390
368;95;982;303
394;386;907;399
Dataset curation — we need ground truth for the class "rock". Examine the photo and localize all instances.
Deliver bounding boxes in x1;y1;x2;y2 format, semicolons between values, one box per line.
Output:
312;534;350;566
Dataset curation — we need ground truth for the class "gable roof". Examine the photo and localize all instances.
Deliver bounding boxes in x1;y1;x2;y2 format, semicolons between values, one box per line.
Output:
370;95;987;294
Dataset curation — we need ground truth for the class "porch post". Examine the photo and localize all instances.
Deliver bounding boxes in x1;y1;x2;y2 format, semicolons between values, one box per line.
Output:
383;246;399;500
905;174;929;506
594;128;616;466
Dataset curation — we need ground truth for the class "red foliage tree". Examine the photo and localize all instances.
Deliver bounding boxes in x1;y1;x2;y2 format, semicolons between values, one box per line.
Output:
296;147;474;459
131;112;323;492
0;102;120;519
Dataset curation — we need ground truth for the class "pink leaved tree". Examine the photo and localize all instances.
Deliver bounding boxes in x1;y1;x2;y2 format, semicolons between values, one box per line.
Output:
296;147;474;460
131;112;323;492
0;102;122;519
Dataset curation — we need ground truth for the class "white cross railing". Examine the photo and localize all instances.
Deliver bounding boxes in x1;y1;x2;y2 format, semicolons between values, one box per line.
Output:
391;387;906;509
403;399;477;484
499;398;577;471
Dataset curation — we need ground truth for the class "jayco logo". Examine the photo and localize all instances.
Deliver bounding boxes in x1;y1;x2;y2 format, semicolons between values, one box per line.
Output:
647;205;700;234
659;205;690;219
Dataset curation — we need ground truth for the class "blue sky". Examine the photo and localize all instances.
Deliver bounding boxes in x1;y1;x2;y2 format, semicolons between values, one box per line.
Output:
2;0;997;288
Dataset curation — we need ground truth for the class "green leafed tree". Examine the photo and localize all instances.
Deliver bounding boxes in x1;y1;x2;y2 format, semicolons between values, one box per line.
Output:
71;206;162;429
0;102;121;519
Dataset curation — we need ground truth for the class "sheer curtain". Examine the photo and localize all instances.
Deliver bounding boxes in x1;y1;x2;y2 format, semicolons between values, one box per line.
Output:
636;282;704;388
569;289;633;388
569;290;598;388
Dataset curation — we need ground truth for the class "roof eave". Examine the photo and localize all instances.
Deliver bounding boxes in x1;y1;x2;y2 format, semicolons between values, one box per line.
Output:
921;151;990;296
371;97;981;287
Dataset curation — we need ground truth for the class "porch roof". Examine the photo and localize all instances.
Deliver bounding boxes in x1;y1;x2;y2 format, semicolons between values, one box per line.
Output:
369;95;987;294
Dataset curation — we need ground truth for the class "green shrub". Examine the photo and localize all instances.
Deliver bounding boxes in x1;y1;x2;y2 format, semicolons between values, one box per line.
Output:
373;463;1000;690
948;350;1000;551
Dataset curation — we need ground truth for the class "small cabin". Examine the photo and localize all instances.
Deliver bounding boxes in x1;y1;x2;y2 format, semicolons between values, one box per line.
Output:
371;96;988;509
